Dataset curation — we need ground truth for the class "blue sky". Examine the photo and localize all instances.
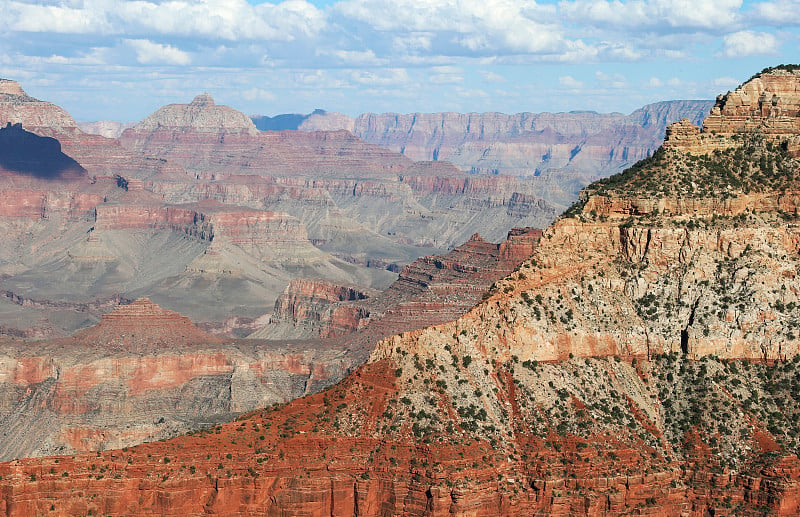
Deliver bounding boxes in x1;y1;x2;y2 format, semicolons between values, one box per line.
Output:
0;0;797;121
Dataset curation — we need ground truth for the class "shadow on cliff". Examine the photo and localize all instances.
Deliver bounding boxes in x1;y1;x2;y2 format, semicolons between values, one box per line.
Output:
0;122;86;179
250;109;326;131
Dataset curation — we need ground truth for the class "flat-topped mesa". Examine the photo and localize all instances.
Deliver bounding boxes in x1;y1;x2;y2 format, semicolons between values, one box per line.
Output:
128;93;258;135
74;297;221;348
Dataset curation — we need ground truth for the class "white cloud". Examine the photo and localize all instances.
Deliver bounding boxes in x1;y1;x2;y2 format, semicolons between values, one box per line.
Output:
480;70;506;82
241;88;276;102
558;0;743;31
647;77;663;87
334;0;573;55
2;0;326;42
350;68;410;86
0;1;112;33
721;30;779;57
126;39;191;65
753;0;800;25
392;32;433;53
559;75;584;88
315;49;385;66
595;71;627;88
429;73;463;84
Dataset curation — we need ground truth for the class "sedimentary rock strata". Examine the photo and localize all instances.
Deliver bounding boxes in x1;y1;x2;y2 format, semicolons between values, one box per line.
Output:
704;67;800;136
0;299;354;461
2;68;798;516
299;100;713;184
118;93;558;256
254;228;542;342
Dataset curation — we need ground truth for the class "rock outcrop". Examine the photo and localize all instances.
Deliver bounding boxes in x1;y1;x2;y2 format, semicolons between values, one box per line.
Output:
263;279;375;339
704;66;800;136
132;93;258;136
0;80;78;132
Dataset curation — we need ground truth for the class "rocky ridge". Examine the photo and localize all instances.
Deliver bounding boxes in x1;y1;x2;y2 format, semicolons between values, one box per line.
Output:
0;67;797;516
254;228;542;342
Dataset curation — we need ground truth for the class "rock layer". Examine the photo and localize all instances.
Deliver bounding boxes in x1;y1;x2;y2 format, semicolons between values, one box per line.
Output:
254;228;542;342
704;67;800;135
0;298;354;461
299;100;713;184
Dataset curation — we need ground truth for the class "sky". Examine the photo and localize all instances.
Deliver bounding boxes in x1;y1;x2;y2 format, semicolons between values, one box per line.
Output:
0;0;797;121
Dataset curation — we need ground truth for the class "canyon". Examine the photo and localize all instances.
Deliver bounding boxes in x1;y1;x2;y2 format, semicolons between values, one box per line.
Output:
0;226;540;461
0;81;577;337
0;66;797;516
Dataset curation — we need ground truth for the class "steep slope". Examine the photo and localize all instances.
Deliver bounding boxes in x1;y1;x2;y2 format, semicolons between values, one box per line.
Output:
1;66;797;516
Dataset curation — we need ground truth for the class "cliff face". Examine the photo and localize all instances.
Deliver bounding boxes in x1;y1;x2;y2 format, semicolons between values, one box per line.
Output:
1;68;797;516
704;67;800;135
298;101;713;183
